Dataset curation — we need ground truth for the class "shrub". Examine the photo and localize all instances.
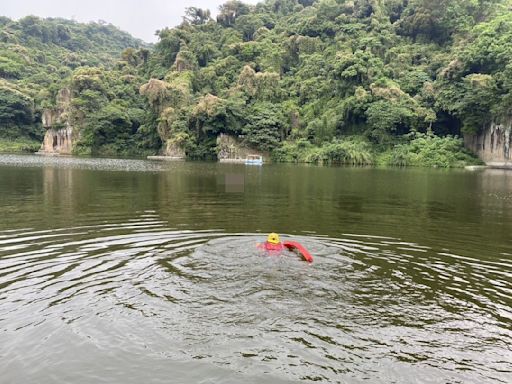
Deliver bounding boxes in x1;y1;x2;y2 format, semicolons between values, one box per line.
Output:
273;137;374;165
382;133;482;168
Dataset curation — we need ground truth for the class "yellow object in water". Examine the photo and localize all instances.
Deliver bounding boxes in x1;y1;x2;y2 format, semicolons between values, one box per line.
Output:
267;232;280;244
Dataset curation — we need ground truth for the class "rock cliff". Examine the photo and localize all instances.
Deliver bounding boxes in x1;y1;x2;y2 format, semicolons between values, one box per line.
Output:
216;133;267;161
39;88;75;155
163;140;186;158
464;121;512;167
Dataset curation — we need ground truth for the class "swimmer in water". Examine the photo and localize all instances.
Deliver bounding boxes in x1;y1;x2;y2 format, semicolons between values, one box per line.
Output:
261;232;285;252
258;233;313;263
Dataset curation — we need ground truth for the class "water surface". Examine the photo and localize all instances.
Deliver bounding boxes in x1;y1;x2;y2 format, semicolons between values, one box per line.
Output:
0;154;511;383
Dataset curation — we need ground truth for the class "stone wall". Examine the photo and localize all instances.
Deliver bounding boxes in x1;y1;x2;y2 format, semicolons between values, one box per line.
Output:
464;121;512;167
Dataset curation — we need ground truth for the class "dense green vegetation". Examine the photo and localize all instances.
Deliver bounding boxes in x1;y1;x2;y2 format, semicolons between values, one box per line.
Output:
0;137;40;153
0;16;147;152
2;1;512;165
272;133;479;167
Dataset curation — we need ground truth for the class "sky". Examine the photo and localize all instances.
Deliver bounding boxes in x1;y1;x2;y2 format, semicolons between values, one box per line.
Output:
1;0;260;43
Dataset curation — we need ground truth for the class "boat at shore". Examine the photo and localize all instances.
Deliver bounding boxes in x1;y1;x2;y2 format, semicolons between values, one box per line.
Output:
245;155;263;165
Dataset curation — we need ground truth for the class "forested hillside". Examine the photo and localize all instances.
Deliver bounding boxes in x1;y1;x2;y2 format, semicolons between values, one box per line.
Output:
2;0;512;166
0;16;145;151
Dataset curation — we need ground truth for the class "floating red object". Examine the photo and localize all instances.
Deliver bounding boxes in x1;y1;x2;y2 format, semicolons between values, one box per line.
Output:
259;240;313;263
283;241;313;263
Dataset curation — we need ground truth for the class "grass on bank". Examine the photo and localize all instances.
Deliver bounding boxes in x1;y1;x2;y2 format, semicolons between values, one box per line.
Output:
272;133;483;168
0;138;40;153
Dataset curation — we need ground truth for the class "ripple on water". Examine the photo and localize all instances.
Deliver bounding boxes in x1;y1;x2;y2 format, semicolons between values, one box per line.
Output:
0;154;180;172
0;216;511;383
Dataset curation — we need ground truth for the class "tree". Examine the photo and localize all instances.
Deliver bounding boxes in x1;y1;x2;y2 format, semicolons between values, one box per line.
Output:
217;1;251;27
243;102;286;151
183;7;212;25
436;74;498;134
0;85;33;125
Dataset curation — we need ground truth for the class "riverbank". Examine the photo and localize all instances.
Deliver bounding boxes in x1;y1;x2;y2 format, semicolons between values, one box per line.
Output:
0;138;40;153
1;133;489;169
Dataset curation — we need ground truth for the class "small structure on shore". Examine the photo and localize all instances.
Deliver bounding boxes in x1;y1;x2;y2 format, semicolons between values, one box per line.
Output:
216;133;267;163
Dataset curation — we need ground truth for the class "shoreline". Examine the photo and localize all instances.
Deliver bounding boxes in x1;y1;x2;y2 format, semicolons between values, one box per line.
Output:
1;152;511;170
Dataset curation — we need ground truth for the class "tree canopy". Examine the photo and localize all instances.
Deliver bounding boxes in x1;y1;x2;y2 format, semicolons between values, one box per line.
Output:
2;1;511;164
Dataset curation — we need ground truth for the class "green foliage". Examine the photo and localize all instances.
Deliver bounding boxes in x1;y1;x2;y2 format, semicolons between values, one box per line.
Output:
70;66;160;156
183;7;212;26
0;138;40;153
0;83;33;125
273;137;375;165
435;11;512;133
437;74;498;134
217;1;252;27
3;0;511;164
0;51;25;79
397;0;503;43
379;133;482;167
0;16;146;150
274;133;480;168
0;81;40;140
243;102;286;151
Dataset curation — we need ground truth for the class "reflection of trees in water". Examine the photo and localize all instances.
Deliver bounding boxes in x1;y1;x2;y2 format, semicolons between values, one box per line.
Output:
2;163;511;257
479;169;512;213
40;167;161;226
477;170;512;245
149;165;512;250
43;167;74;214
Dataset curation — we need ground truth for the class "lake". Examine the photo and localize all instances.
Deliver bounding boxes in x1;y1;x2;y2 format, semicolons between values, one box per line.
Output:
0;154;510;383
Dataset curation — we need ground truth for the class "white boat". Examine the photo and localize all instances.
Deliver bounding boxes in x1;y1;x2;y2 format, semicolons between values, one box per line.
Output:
245;155;263;165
